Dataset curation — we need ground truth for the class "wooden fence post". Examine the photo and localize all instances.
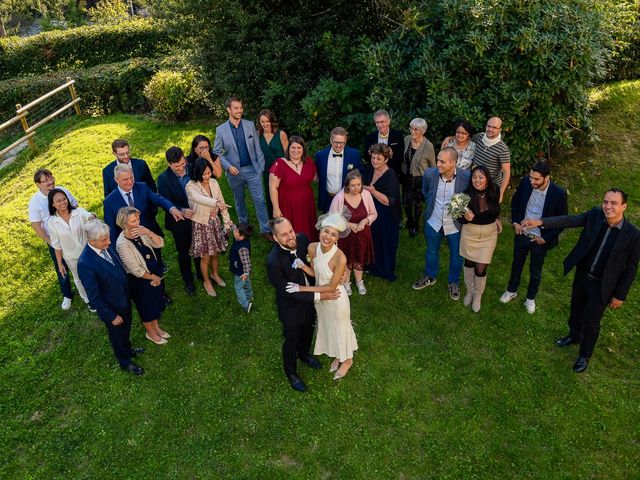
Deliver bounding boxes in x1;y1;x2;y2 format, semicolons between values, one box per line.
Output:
15;103;36;151
66;77;82;116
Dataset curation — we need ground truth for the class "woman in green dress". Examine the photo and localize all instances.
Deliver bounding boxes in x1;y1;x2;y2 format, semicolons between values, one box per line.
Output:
257;109;289;218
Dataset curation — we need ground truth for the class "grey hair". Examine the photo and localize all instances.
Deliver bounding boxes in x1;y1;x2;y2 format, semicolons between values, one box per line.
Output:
409;118;428;134
84;219;110;241
114;163;133;179
373;109;391;120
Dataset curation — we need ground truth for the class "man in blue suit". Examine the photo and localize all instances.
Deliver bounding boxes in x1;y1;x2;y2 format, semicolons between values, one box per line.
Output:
213;97;272;241
77;221;144;375
315;127;364;213
412;147;471;300
102;139;157;197
500;160;568;314
103;164;184;250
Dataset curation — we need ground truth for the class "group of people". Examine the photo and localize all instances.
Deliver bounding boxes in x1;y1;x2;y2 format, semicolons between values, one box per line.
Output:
27;97;640;386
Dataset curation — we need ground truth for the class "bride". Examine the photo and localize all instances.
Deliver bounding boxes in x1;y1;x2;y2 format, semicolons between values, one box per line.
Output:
286;212;358;380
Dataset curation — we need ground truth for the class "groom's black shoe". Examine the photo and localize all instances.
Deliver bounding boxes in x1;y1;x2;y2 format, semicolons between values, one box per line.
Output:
288;374;306;392
555;335;579;347
302;355;322;370
573;356;590;373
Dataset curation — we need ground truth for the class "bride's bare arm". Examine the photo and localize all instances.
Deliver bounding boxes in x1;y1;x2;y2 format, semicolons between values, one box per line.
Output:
297;250;347;293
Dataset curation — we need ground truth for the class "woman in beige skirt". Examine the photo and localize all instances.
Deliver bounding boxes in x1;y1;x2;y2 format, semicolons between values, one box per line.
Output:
460;165;502;312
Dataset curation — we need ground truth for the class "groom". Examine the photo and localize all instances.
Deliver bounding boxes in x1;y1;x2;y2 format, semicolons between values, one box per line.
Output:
266;217;339;392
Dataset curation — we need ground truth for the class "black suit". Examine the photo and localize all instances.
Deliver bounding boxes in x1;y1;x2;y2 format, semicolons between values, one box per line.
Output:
363;129;404;176
266;234;316;377
543;208;640;357
157;166;202;286
507;177;568;299
77;245;134;367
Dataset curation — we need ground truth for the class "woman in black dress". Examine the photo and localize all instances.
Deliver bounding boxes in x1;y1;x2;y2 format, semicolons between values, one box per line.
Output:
363;143;402;281
186;134;222;179
115;207;170;345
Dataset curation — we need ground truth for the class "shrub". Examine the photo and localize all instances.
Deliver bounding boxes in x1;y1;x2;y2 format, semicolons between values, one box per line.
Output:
0;19;170;80
0;57;160;120
143;70;206;120
359;0;612;174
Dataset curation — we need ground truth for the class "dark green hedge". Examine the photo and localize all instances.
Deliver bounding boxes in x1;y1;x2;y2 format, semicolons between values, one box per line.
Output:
0;19;170;81
0;58;160;120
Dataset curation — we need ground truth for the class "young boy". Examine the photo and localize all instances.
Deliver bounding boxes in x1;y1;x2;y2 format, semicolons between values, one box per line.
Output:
229;223;254;313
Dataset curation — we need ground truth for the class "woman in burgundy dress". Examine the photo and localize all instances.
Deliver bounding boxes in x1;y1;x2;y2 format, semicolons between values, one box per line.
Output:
269;135;318;241
329;169;377;295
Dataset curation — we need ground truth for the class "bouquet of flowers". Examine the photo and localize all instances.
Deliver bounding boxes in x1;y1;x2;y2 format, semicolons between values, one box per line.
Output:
446;193;471;219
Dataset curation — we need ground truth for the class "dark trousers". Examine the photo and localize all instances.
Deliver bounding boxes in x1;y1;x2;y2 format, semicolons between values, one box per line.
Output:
104;309;133;367
569;270;608;357
281;315;314;377
507;235;549;299
48;245;73;299
171;229;202;285
401;174;423;231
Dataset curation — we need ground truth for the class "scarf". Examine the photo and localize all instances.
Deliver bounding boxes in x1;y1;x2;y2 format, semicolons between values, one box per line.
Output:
481;132;502;147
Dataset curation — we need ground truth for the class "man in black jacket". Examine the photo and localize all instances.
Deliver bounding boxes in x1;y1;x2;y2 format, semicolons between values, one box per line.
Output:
500;161;568;313
266;217;339;392
522;188;640;373
363;109;404;175
157;146;201;295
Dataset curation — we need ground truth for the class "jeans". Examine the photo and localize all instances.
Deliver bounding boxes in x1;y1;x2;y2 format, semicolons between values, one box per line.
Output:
423;223;462;284
227;166;270;233
233;274;254;309
49;245;73;299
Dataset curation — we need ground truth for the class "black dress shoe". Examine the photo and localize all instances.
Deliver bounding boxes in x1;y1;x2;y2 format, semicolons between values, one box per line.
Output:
131;347;145;357
302;355;322;370
288;374;306;392
261;232;275;243
121;363;145;376
184;283;196;295
573;356;590;373
555;335;579;347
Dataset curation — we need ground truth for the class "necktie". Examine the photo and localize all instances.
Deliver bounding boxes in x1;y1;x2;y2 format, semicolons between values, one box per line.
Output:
332;153;343;158
125;192;134;207
100;249;114;265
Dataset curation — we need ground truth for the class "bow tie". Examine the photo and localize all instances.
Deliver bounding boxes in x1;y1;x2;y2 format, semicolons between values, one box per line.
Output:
332;153;343;158
379;134;389;139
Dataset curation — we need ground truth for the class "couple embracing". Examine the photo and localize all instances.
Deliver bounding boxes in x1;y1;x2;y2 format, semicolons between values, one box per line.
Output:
266;213;358;392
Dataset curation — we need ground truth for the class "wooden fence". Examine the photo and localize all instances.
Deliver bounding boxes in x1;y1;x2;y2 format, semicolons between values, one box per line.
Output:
0;77;81;159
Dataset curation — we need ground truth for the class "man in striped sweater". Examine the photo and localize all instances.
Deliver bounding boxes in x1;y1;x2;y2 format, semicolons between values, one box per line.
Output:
471;117;511;203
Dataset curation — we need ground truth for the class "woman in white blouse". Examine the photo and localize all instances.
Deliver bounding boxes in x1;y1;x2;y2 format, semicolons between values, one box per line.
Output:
47;188;96;308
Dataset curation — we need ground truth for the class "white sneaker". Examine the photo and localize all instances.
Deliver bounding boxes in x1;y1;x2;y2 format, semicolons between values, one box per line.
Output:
356;280;367;295
344;282;352;295
61;297;72;310
499;291;517;304
524;298;536;314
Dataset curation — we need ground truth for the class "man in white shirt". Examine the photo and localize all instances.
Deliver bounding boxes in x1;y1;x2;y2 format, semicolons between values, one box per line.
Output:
28;168;78;310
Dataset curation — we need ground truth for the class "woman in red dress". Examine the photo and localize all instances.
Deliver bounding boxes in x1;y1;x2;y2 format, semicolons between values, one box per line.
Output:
329;169;377;295
269;135;318;241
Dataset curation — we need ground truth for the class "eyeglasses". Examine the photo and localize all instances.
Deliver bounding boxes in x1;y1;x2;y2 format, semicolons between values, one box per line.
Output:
39;176;54;183
331;141;346;146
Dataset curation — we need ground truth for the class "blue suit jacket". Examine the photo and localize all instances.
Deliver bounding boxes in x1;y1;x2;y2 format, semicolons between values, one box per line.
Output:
315;146;364;213
103;182;175;245
511;176;568;248
213;119;265;173
77;245;130;324
157;166;192;233
102;158;156;197
422;167;471;230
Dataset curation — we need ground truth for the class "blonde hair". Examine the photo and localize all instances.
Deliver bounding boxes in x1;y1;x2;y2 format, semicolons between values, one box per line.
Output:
115;206;140;230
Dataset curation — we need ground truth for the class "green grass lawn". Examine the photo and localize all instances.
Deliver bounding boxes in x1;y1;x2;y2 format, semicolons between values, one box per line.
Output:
1;82;639;479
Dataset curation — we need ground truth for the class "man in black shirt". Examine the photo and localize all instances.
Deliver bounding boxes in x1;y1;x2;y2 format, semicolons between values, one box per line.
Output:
522;188;640;373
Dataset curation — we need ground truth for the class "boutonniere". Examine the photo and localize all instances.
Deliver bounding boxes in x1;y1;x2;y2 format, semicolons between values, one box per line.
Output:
306;253;311;263
347;164;354;170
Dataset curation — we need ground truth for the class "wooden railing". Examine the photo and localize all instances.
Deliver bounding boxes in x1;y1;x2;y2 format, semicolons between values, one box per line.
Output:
0;77;81;159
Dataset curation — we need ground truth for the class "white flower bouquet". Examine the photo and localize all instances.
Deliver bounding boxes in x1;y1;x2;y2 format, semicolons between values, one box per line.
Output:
446;193;471;219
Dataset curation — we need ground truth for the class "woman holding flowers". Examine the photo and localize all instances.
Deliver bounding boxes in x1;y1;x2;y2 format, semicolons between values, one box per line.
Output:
459;165;502;312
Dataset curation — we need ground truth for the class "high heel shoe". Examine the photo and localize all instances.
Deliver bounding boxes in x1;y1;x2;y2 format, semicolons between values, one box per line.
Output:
329;359;340;373
203;282;217;297
146;332;168;345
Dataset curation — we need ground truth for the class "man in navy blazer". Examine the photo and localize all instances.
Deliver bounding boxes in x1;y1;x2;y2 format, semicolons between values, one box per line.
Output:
500;161;568;313
102;139;157;197
315;127;364;213
103;164;183;247
522;188;640;372
157;146;202;295
412;147;471;300
363;110;404;177
213;97;271;239
77;221;144;375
